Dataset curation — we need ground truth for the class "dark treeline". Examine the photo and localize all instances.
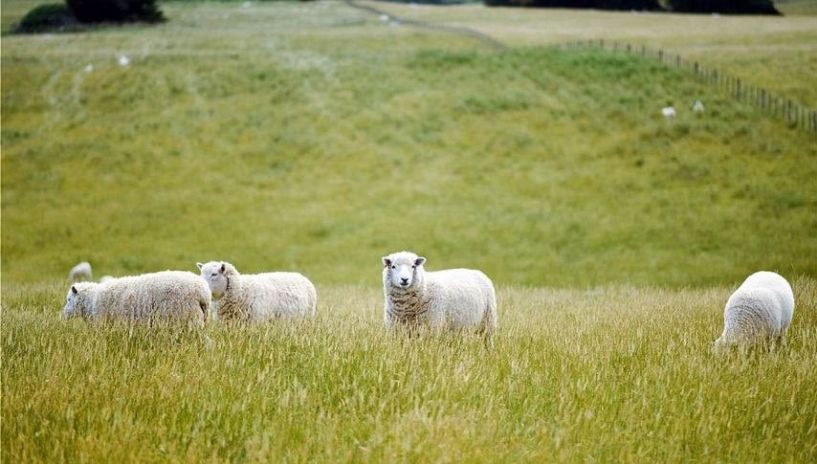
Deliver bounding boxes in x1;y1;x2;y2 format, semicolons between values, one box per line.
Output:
483;0;780;14
66;0;163;23
668;0;779;14
484;0;661;9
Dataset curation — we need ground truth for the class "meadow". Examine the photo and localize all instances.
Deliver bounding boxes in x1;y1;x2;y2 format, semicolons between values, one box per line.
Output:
4;280;817;462
2;0;817;462
371;1;817;106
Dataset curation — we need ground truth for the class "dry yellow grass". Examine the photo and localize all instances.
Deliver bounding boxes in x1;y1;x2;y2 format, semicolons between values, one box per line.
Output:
3;279;817;462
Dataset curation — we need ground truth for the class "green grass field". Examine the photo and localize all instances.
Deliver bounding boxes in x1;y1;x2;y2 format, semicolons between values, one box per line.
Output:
371;1;817;106
3;0;817;462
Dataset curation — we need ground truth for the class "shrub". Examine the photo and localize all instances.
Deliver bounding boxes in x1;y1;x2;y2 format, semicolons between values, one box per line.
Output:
15;3;78;33
66;0;165;23
666;0;780;14
484;0;661;10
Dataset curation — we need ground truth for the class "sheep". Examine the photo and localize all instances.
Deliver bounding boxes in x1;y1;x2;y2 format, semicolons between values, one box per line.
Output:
714;271;795;352
692;100;705;113
62;271;210;327
68;261;92;282
661;106;676;118
196;261;317;322
381;251;497;337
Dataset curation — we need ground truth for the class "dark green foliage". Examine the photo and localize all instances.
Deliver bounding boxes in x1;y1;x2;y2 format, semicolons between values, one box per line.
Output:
484;0;661;10
66;0;165;23
667;0;780;14
380;0;480;4
15;3;77;33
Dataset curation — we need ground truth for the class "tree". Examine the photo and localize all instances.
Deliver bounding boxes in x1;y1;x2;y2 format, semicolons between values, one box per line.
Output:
66;0;164;23
666;0;780;14
484;0;661;10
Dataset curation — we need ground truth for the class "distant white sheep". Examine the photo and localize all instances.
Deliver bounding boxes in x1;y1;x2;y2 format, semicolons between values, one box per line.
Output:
197;261;317;322
381;251;497;336
68;262;92;282
714;271;795;351
62;271;210;327
692;100;705;113
661;106;676;118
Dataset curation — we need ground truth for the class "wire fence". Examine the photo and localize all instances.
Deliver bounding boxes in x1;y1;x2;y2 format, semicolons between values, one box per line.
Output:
563;39;817;134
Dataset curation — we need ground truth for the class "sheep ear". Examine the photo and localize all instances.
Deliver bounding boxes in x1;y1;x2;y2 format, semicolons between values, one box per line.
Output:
71;285;78;294
415;257;426;267
382;257;392;267
196;262;204;271
220;263;226;273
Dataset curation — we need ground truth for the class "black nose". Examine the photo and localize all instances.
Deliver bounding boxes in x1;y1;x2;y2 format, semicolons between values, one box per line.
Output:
400;278;409;284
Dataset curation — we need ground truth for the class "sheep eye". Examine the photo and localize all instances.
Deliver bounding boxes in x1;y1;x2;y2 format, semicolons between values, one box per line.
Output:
211;273;218;277
411;265;416;269
391;265;396;269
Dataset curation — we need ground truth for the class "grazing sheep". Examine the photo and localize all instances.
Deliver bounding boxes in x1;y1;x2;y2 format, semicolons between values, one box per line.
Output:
714;271;795;351
196;261;317;322
692;100;705;113
661;106;676;118
62;271;210;327
381;251;497;336
68;261;92;282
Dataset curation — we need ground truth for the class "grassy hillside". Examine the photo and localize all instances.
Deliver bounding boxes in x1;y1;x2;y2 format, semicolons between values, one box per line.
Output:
370;1;817;106
3;279;817;462
3;2;817;462
3;2;816;287
777;0;817;15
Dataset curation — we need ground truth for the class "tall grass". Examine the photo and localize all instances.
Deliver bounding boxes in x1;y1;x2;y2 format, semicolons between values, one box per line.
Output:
3;279;817;461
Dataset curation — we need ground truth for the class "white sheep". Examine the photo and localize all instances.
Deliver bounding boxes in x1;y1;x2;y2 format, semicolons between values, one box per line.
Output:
714;271;795;351
381;251;497;336
692;100;705;113
196;261;317;322
62;271;210;327
68;261;92;282
661;106;676;118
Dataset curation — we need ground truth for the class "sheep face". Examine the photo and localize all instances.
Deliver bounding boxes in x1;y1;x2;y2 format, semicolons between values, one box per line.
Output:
197;261;229;299
382;251;426;290
62;283;94;319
